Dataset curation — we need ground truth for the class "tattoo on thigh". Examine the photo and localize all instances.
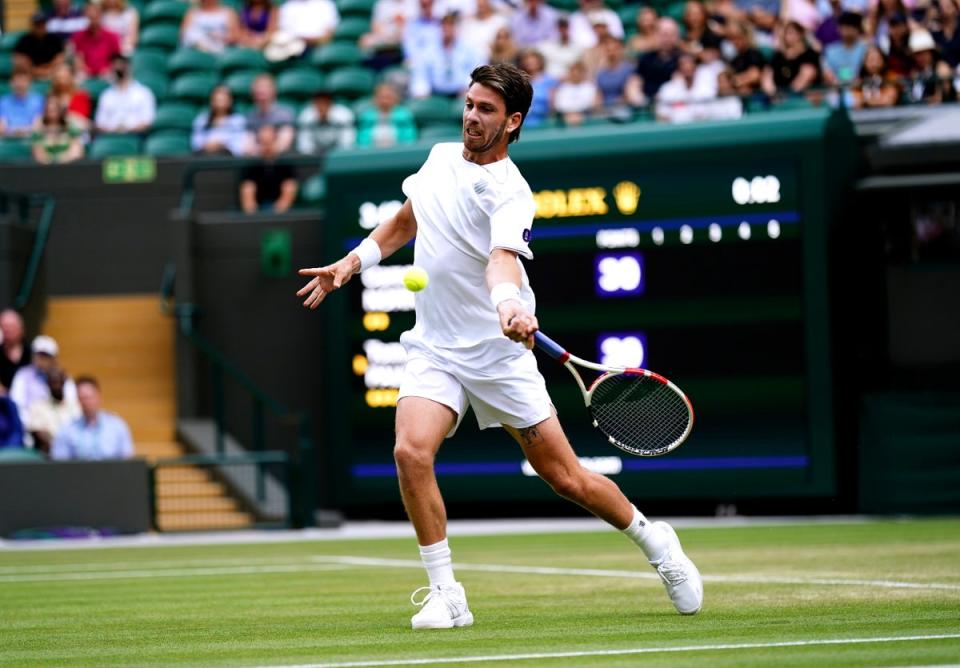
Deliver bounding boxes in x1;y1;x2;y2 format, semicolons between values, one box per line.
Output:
517;425;541;448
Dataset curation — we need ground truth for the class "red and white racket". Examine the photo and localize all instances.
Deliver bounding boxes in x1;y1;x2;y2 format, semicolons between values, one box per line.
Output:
534;331;694;456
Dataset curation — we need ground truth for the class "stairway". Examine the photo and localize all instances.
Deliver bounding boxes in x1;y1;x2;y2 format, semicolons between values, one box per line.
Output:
42;295;253;531
4;0;36;32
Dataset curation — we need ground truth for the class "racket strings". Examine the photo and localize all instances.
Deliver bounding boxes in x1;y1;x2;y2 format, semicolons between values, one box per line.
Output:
589;374;690;456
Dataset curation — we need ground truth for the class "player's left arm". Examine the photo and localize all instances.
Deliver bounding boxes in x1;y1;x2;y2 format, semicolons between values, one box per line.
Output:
487;248;538;349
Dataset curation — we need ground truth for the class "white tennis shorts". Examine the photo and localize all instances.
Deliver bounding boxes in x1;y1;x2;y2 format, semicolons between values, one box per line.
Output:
397;335;553;437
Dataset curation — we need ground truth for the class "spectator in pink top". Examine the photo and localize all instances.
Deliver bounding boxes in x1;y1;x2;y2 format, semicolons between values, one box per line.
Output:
71;3;122;79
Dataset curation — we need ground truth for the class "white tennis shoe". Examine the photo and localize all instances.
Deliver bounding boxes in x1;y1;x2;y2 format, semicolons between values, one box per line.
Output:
410;582;474;630
649;521;703;615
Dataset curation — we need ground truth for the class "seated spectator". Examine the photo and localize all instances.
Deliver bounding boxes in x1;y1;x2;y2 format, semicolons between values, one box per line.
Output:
569;0;624;50
853;44;900;106
682;1;723;57
734;0;778;39
627;6;659;55
815;0;844;47
582;21;614;74
0;309;28;394
32;98;84;164
518;48;558;127
181;0;239;54
50;63;93;131
907;29;957;102
867;0;907;51
0;396;24;449
13;12;65;80
403;0;442;66
595;36;640;115
9;336;78;427
277;0;339;48
656;52;718;122
824;11;868;86
361;0;411;68
71;2;123;79
762;21;821;96
462;0;509;59
882;12;913;76
94;54;156;134
238;0;278;49
511;0;558;48
0;70;44;138
45;0;89;41
51;376;133;461
297;87;355;154
25;367;80;454
540;17;584;80
553;60;600;126
356;82;417;147
782;0;823;32
410;13;484;98
933;0;960;68
489;26;520;64
191;85;247;155
245;74;295;154
629;18;683;104
240;125;299;213
726;20;766;95
101;0;140;56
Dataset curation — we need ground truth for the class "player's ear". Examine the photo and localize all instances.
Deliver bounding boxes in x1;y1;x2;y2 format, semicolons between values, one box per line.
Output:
506;111;523;135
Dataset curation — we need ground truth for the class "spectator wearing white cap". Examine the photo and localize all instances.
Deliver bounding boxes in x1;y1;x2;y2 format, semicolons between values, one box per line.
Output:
51;376;134;461
568;0;623;50
907;28;957;103
8;335;78;426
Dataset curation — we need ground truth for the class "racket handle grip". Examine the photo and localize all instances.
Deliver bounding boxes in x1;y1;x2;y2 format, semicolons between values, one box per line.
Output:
534;331;567;361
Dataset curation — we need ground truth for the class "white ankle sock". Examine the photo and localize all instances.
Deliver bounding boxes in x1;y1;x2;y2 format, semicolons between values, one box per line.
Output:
622;506;669;562
419;538;456;586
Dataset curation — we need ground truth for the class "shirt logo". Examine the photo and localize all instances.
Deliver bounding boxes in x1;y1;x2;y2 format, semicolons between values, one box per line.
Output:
473;180;487;195
522;228;532;242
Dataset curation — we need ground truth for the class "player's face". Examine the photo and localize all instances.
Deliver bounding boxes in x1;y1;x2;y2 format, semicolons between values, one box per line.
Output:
462;83;520;156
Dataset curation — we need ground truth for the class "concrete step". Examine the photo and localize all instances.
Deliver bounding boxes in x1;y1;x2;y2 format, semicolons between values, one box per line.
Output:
154;467;211;484
155;512;253;531
156;496;239;513
156;480;227;498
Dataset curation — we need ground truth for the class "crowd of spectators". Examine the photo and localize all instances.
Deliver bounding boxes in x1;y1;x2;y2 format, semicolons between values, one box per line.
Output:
0;308;134;460
1;0;958;174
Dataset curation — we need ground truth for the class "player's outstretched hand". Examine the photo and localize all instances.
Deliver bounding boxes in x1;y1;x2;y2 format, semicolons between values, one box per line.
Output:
296;256;359;309
498;300;538;349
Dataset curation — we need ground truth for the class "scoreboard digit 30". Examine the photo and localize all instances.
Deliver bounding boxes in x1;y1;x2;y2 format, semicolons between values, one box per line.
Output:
321;110;858;511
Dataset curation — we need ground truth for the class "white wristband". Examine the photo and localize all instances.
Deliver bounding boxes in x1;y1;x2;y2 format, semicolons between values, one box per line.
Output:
490;282;521;309
350;238;381;272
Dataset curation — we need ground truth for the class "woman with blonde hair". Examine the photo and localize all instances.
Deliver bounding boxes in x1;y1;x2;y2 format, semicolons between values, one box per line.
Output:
181;0;240;54
102;0;140;55
32;97;84;164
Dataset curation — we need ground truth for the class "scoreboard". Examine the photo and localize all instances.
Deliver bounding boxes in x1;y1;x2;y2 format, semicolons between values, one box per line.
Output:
321;110;858;510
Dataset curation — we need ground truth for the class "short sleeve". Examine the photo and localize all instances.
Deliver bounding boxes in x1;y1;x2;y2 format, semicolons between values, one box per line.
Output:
401;143;439;201
489;191;536;260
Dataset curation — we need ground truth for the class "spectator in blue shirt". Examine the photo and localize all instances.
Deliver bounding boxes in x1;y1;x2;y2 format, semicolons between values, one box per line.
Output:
192;85;247;155
0;397;24;449
518;48;558;127
0;70;45;138
409;13;484;98
403;0;441;68
51;376;134;461
824;11;868;86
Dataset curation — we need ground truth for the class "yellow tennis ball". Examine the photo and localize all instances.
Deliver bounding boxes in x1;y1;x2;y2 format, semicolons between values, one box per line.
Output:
403;266;429;292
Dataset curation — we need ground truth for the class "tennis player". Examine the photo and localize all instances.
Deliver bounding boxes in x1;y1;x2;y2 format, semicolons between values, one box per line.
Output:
297;63;703;629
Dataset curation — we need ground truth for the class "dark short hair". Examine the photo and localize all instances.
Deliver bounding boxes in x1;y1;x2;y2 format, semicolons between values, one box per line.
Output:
838;11;863;30
469;63;533;144
75;375;100;391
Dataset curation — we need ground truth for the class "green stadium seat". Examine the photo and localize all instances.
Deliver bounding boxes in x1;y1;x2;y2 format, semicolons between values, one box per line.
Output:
276;68;326;100
418;123;462;140
170;72;219;103
153;102;199;131
142;0;189;27
337;0;377;17
167;48;218;77
132;49;168;77
224;70;260;101
299;173;326;204
311;42;362;71
0;447;45;461
409;96;456;126
144;131;192;155
139;24;181;51
218;48;268;75
326;66;375;99
0;139;33;162
0;31;25;52
136;70;169;99
30;80;51;96
88;134;142;159
82;77;111;104
351;96;373;115
548;0;578;11
0;53;13;78
774;95;815;111
618;4;639;29
333;17;370;43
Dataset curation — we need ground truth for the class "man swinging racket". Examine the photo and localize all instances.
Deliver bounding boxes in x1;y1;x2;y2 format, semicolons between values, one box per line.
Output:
297;63;703;629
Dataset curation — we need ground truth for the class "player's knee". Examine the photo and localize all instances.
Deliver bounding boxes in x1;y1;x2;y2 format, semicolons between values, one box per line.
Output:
545;468;586;503
393;440;435;472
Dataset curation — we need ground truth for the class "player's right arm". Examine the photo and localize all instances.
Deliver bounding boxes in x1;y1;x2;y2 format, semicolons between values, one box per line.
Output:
297;199;418;309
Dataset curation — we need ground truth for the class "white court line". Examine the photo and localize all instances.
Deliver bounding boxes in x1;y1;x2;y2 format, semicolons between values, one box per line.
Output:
258;634;960;668
0;563;346;583
0;556;313;575
314;556;960;591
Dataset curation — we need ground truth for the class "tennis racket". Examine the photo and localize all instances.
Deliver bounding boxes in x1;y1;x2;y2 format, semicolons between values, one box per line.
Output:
534;331;694;457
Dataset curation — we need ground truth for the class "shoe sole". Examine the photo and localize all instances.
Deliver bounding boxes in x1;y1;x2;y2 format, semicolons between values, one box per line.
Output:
411;610;474;630
653;521;704;615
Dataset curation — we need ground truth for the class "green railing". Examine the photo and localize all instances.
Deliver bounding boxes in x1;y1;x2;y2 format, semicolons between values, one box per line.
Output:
160;263;317;527
0;190;56;310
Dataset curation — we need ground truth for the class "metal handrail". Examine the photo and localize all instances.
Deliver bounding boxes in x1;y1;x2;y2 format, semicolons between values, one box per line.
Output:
0;191;56;310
